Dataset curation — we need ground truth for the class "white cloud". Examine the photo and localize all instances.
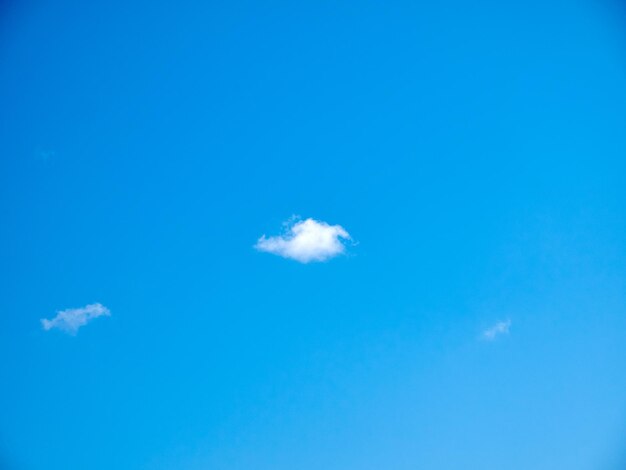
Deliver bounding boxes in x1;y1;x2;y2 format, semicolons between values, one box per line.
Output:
41;303;110;335
255;217;351;263
481;319;511;341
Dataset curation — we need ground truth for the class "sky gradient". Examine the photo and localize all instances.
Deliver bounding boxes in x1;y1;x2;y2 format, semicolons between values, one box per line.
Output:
1;0;626;469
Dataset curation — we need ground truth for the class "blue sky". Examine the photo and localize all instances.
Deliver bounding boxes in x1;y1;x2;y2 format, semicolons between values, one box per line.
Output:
1;0;626;468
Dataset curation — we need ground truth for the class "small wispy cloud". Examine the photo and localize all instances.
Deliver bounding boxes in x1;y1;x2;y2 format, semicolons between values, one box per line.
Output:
255;217;351;263
481;319;511;341
41;303;110;335
34;147;56;164
38;150;55;161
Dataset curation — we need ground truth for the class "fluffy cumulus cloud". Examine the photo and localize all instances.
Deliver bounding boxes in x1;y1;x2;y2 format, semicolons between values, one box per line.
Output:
255;217;351;263
41;303;110;335
482;319;511;341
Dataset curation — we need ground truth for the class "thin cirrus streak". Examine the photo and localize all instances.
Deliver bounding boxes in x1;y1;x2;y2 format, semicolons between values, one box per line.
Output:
481;319;511;341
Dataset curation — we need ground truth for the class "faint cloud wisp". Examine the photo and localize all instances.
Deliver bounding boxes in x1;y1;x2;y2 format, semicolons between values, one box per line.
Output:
38;150;55;162
41;303;110;335
255;217;351;263
481;319;511;341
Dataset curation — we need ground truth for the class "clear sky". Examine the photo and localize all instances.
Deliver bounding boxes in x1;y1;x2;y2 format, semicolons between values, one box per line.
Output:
1;0;626;469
